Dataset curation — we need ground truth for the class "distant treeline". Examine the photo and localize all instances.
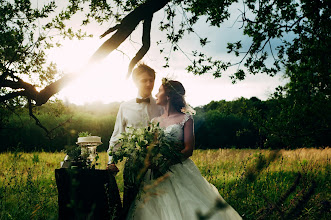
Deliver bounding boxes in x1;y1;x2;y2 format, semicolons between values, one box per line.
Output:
0;96;330;152
0;100;120;152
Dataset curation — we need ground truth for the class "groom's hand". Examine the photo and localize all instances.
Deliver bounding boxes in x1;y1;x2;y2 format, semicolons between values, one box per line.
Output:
107;163;119;174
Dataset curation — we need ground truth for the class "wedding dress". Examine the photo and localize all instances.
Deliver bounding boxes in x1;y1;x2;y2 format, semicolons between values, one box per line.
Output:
127;114;242;220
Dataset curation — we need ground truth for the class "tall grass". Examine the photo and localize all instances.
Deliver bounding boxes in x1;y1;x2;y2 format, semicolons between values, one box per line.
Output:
1;148;330;219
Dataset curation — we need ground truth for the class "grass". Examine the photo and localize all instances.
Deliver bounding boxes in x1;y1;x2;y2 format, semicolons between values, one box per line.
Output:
0;148;330;219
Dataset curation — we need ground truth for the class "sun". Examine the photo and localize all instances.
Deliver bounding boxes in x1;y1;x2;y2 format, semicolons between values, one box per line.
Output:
59;60;137;105
50;38;138;105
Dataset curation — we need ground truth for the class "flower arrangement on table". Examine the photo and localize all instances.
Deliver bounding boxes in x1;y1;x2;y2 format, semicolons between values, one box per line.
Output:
62;131;100;169
109;122;184;190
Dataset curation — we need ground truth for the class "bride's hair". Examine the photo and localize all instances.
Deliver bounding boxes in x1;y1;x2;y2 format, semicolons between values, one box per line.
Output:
162;79;186;113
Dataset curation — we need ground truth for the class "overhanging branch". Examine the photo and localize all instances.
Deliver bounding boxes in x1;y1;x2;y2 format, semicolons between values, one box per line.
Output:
1;79;27;90
127;15;153;78
0;73;77;106
89;0;170;63
0;91;27;103
35;73;77;106
100;24;120;38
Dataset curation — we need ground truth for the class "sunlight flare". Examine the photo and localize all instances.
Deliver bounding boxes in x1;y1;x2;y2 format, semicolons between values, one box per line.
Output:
51;39;137;105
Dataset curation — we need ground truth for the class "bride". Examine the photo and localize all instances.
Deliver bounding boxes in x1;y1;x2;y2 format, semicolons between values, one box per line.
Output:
126;78;242;220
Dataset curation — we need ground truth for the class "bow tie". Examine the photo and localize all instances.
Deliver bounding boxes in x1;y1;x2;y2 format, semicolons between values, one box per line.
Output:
136;98;150;104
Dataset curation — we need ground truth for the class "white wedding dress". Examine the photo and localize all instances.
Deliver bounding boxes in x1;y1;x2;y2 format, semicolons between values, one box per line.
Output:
127;115;242;220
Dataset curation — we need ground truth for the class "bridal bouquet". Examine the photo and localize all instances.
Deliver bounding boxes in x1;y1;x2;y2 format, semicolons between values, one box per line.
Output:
109;122;183;189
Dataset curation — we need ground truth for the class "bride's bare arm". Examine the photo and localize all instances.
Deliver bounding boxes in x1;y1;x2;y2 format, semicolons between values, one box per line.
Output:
181;118;195;158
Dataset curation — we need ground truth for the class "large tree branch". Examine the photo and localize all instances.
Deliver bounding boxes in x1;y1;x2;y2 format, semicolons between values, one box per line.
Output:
34;73;77;106
89;0;171;63
0;81;73;137
0;73;77;106
0;78;37;94
99;24;120;38
0;91;27;103
127;15;153;78
1;79;28;89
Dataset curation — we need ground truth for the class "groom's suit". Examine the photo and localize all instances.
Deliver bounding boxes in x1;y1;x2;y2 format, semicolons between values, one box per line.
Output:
108;95;162;218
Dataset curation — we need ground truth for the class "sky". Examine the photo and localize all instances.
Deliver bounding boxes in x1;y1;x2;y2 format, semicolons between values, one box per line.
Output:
48;2;288;107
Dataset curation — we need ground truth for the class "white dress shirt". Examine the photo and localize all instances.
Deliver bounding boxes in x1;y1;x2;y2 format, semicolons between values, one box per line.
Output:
108;95;162;163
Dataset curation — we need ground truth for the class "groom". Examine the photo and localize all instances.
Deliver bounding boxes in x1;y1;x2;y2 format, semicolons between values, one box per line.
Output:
107;63;162;218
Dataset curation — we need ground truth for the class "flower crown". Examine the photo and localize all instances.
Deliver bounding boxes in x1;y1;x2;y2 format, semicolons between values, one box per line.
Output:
162;78;183;96
161;77;170;86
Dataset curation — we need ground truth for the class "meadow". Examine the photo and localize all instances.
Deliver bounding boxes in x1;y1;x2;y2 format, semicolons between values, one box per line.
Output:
0;148;330;219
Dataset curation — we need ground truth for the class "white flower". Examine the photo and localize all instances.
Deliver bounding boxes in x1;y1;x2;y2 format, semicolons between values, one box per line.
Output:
135;142;141;150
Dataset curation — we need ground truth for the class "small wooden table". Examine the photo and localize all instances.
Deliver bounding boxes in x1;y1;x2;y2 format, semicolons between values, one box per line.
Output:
55;169;122;220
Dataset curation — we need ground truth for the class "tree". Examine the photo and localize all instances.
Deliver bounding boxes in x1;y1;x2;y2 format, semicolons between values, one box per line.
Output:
1;0;330;139
0;0;92;135
260;62;331;148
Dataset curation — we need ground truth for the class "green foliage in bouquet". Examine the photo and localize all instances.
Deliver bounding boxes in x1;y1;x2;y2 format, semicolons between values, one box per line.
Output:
109;122;184;190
